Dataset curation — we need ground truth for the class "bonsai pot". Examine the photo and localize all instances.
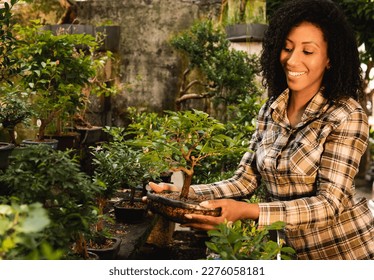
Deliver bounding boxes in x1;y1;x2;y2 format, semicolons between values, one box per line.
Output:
146;191;221;224
21;138;59;150
75;125;103;145
45;132;80;151
0;142;15;170
114;198;148;224
87;237;122;260
225;23;268;42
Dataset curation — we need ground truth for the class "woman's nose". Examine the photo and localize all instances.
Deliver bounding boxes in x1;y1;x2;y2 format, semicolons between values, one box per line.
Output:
286;51;301;66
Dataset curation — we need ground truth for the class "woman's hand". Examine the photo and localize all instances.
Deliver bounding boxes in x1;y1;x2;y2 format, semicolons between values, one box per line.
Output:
182;199;260;231
142;181;183;202
148;181;181;193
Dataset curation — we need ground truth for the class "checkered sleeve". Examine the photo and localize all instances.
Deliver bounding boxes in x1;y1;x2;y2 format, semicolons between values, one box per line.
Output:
258;107;369;230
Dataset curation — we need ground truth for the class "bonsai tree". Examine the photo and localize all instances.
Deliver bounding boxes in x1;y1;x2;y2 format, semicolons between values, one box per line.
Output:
0;87;33;144
91;126;163;220
126;108;247;200
11;21;98;140
170;20;262;121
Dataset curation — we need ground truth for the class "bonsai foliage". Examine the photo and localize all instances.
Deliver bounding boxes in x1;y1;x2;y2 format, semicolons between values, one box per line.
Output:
0;145;100;257
11;21;98;139
127;109;248;199
0;87;33;144
92;127;162;205
170;20;261;115
206;219;295;260
0;202;62;260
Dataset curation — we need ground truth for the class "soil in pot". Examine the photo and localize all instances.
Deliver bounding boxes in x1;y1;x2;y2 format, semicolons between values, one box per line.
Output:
87;237;122;260
114;199;148;224
146;191;221;224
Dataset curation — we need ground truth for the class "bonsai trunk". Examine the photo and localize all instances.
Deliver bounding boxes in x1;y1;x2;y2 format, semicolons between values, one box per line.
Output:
179;172;193;199
129;187;136;206
6;127;16;145
95;197;107;232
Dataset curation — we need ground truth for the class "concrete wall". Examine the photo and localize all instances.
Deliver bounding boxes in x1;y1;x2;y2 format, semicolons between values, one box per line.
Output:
77;0;221;127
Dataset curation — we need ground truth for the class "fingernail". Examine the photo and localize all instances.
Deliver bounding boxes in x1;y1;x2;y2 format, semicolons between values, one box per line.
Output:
199;201;209;208
184;214;192;219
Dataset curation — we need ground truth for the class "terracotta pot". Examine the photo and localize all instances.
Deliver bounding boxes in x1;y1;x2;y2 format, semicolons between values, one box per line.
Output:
113;198;148;224
146;192;221;224
87;237;122;260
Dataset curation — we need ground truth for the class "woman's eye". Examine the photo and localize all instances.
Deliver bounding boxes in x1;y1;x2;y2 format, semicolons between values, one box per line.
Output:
283;47;292;52
303;50;313;55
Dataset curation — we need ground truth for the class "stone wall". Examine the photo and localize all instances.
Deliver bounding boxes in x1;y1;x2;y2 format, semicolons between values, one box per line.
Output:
77;0;221;127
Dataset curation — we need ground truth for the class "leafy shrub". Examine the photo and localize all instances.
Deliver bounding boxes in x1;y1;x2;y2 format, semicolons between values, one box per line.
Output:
206;219;295;260
0;145;100;253
0;202;62;260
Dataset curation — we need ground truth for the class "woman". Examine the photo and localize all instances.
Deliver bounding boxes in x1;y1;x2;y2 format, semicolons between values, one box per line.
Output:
150;0;374;260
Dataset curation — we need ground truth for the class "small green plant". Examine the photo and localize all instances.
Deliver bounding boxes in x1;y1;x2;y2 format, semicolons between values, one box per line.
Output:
170;20;262;118
0;202;63;260
92;126;162;208
206;219;295;260
0;145;100;258
0;86;33;144
11;21;98;139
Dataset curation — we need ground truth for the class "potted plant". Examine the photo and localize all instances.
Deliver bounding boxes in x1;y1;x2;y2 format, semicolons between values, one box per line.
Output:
0;145;101;259
0;88;34;170
0;87;34;145
219;0;268;42
10;21;98;147
170;20;262;122
92;126;162;224
126;108;247;224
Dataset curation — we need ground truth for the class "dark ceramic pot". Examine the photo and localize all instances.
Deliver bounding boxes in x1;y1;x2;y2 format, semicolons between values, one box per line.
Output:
113;198;148;224
0;142;15;170
87;237;122;260
146;192;221;224
225;23;268;42
21;138;59;150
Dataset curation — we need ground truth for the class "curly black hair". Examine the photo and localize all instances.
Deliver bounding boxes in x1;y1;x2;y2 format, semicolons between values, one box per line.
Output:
260;0;363;102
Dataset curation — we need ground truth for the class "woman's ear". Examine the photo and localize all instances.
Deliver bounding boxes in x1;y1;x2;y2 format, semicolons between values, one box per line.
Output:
326;59;331;70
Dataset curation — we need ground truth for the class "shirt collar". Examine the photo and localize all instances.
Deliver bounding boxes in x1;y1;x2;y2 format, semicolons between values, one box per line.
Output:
270;88;330;128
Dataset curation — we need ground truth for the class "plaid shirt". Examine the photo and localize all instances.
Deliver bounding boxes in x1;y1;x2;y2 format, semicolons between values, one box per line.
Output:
192;89;374;260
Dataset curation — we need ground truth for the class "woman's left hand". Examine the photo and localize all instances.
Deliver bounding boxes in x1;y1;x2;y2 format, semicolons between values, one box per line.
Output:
182;199;259;231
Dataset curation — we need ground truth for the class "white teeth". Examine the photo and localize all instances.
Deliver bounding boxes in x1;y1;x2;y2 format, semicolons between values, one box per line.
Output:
288;71;306;77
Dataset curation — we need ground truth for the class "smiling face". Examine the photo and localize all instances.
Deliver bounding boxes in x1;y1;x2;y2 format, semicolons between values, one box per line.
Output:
280;21;330;98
